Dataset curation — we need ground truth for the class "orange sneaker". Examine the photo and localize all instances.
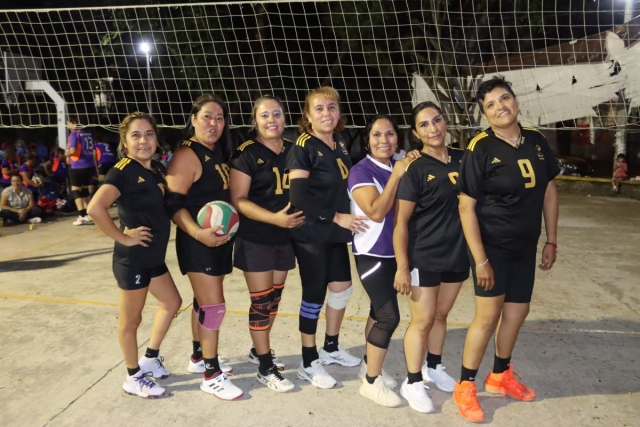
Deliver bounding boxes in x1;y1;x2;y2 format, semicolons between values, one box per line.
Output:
452;381;485;423
484;365;536;401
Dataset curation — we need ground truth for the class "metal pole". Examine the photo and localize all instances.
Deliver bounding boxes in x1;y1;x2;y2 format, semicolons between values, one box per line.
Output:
146;53;152;115
624;0;632;23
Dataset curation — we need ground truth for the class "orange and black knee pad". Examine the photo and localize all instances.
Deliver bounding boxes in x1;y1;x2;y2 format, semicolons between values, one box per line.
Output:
270;284;284;316
249;288;274;331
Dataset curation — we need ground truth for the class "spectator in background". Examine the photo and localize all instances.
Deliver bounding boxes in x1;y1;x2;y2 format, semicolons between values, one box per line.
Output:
0;175;42;224
612;153;628;194
19;153;43;196
15;140;27;158
66;117;97;225
1;146;19;188
95;140;117;183
36;140;49;160
44;148;68;186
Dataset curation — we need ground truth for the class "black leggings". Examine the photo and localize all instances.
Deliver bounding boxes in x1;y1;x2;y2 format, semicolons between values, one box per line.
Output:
355;255;400;349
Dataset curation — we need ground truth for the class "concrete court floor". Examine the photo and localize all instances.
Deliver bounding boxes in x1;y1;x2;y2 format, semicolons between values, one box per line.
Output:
0;193;638;427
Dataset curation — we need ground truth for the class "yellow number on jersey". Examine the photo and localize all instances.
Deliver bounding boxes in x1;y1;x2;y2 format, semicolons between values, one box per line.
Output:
517;159;536;188
272;167;290;195
215;164;231;189
448;172;459;185
336;158;349;179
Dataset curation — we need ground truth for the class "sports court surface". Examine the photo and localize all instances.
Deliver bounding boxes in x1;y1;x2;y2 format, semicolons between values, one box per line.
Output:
0;193;638;427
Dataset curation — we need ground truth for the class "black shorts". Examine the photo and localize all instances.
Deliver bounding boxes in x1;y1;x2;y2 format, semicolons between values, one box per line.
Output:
355;255;397;310
472;245;537;303
410;268;469;287
293;240;351;288
113;262;168;290
233;237;295;272
176;228;233;276
69;167;95;187
98;163;115;176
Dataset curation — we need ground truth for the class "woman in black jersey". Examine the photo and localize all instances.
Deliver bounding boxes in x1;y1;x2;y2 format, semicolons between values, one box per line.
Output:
88;112;182;399
286;87;368;389
452;76;559;423
394;102;469;413
229;95;302;393
165;93;242;401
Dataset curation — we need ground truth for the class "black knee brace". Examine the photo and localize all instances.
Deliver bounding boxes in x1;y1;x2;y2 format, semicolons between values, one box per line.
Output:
249;288;274;331
367;299;400;349
270;283;284;316
70;189;83;200
299;284;327;335
79;188;90;198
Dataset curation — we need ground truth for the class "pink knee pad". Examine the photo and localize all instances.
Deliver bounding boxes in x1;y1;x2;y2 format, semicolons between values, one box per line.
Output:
198;303;226;330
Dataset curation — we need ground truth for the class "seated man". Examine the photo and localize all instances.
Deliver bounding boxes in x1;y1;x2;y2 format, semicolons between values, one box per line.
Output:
0;175;43;224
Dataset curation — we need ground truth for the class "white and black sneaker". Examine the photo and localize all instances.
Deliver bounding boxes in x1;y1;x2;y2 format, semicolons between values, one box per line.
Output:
257;365;295;393
297;360;337;389
358;360;398;389
200;372;243;400
319;344;361;367
248;347;285;371
122;371;165;399
139;355;171;379
188;356;233;375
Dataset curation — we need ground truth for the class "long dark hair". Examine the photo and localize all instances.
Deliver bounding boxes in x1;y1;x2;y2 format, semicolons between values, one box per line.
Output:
180;93;233;162
410;101;445;150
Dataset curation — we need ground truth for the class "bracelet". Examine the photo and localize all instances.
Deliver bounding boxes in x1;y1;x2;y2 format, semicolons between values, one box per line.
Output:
545;241;558;248
195;229;202;242
476;259;489;268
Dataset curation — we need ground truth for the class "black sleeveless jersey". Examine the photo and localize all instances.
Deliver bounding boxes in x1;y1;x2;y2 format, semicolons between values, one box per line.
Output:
178;140;231;218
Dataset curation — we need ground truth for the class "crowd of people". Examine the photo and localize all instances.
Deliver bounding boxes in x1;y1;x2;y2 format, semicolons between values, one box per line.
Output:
84;75;563;424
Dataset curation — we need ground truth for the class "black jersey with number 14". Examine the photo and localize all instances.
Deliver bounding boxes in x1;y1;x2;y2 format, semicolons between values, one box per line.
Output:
230;138;293;246
455;125;560;254
105;158;170;268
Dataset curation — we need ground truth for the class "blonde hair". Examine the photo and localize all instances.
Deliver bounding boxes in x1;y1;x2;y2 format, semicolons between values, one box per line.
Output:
118;112;158;157
298;86;347;134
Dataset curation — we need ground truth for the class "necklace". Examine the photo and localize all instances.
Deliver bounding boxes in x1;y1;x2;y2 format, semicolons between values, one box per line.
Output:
493;128;523;148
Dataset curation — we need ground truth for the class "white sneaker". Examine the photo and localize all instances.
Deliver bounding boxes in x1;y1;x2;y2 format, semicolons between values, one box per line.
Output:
200;372;243;400
85;214;94;223
318;344;361;367
138;355;171;379
248;347;285;370
187;356;233;375
122;371;166;399
359;376;402;408
257;365;295;393
72;215;90;226
358;360;398;389
400;378;434;413
297;360;337;389
422;362;456;392
27;217;42;224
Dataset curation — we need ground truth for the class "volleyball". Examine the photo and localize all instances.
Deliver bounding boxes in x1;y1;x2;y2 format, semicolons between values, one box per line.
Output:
32;175;44;185
196;201;239;238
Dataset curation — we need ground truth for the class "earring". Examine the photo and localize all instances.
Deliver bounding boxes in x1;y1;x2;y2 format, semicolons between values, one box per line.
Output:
365;145;370;151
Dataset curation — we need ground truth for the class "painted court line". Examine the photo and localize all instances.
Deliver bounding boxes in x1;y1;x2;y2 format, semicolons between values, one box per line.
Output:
0;229;101;263
1;293;638;336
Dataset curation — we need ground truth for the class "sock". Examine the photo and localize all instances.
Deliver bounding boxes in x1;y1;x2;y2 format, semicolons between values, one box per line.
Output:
127;366;141;377
407;371;423;384
302;345;319;368
144;347;159;359
365;374;377;385
426;352;442;369
257;351;274;375
204;356;221;378
79;209;87;217
493;355;511;374
250;347;258;358
192;341;202;360
461;365;478;382
323;333;339;353
363;354;368;364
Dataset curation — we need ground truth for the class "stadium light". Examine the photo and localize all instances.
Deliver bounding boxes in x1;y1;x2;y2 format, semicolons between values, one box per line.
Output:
139;42;152;115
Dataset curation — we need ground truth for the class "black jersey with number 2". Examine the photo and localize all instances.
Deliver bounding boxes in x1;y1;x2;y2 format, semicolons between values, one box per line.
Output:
285;132;352;243
397;148;468;273
105;158;170;268
455;125;560;254
230;138;293;246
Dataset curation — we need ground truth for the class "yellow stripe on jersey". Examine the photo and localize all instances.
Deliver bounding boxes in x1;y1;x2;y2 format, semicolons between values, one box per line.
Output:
468;132;488;151
296;133;311;147
405;157;420;172
238;140;254;151
522;126;546;138
181;140;192;147
114;158;131;170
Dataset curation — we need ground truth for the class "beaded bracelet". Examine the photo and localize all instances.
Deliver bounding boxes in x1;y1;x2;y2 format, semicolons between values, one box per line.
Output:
476;259;489;268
